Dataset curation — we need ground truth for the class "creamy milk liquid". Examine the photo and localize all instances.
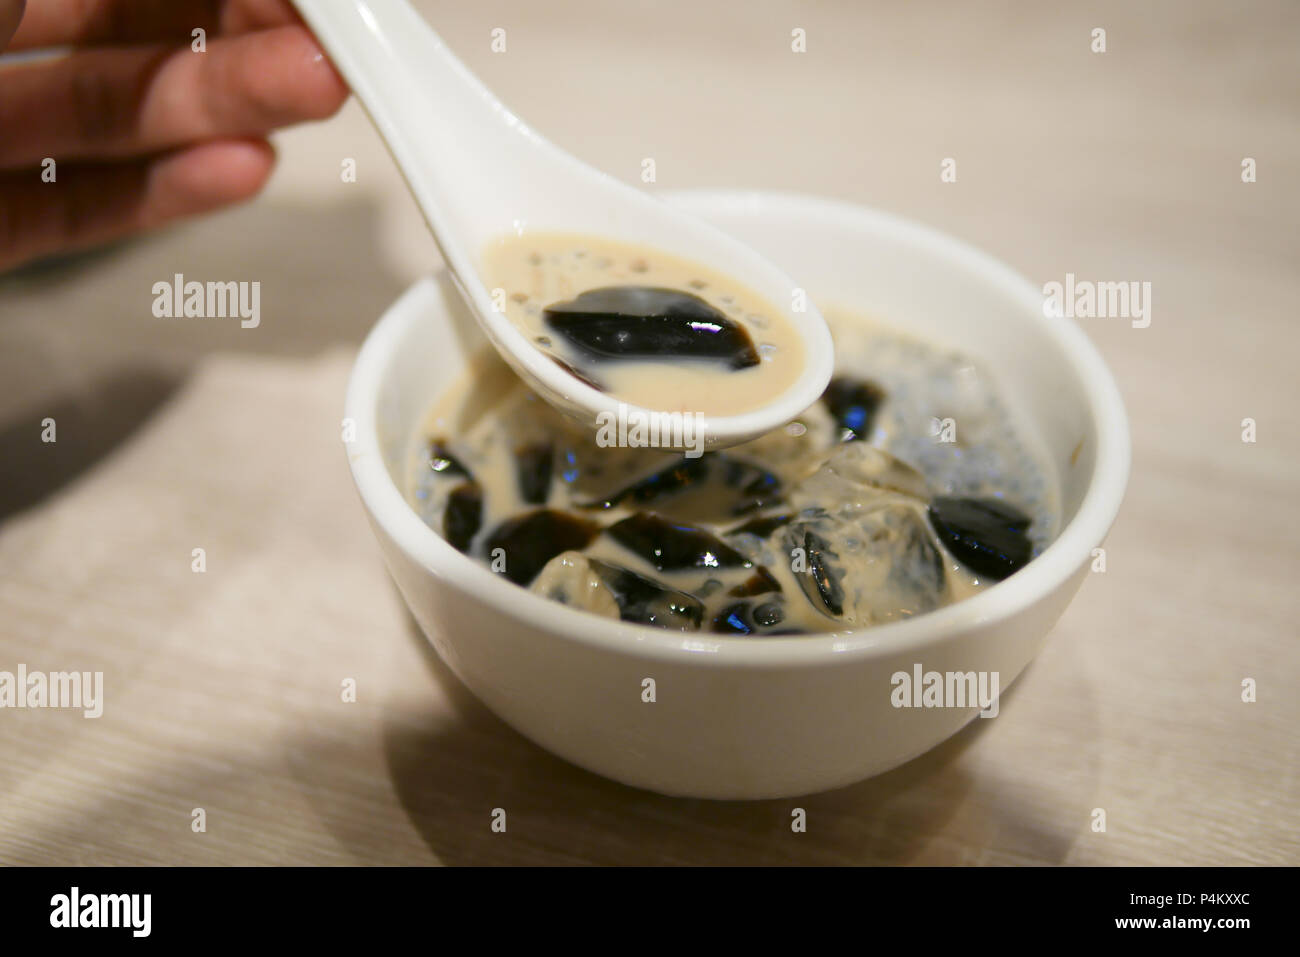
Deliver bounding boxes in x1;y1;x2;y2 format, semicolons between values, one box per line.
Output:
481;234;805;417
406;307;1058;635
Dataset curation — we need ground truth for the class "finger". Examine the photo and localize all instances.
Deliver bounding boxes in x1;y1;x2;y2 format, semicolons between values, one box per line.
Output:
7;0;298;51
0;25;347;169
0;0;24;50
0;137;275;271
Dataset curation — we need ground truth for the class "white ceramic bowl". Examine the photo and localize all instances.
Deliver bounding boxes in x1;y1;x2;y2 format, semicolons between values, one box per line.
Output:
344;190;1130;799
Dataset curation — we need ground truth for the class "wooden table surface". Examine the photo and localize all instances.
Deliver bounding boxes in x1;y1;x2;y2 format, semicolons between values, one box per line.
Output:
1;0;1296;865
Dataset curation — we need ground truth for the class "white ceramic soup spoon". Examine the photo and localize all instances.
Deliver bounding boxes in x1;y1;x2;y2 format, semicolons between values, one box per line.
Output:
291;0;833;449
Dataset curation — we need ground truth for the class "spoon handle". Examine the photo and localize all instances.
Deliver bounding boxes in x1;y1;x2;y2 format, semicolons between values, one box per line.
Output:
290;0;533;260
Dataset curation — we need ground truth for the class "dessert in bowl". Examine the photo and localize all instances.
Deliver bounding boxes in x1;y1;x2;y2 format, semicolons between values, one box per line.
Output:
344;190;1130;799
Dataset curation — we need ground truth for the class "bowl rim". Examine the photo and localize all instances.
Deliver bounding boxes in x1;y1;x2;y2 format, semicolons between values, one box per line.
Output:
345;188;1131;669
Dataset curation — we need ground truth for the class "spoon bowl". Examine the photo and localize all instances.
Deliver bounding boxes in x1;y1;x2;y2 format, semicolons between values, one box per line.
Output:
292;0;834;448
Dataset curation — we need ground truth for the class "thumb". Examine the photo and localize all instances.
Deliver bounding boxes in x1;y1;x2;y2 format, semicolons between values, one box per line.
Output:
0;0;24;52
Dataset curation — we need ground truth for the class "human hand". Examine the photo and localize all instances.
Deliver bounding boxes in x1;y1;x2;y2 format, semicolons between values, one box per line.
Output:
0;0;348;270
